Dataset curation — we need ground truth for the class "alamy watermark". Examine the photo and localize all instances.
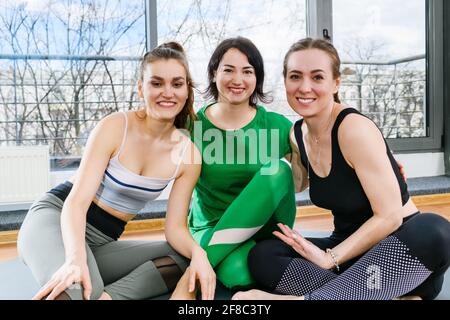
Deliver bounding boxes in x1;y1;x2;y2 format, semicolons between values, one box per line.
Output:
170;121;283;176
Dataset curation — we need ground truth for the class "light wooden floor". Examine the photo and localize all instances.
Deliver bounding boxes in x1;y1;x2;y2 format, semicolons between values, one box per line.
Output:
1;202;449;263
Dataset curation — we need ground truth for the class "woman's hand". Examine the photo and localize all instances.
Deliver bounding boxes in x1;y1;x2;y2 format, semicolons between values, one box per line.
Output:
396;159;407;181
32;259;92;300
188;247;216;300
273;223;333;270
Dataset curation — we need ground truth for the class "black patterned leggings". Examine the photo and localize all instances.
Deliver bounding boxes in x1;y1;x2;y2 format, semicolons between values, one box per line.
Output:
248;213;450;300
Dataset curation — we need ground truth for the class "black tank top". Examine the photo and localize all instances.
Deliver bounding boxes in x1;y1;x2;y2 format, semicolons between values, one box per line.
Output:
294;108;410;238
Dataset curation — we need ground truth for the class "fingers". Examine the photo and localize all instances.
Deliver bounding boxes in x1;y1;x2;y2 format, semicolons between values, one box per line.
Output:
188;269;196;293
277;223;296;238
208;273;216;300
273;230;307;256
32;278;58;300
200;278;208;300
81;274;92;300
45;281;71;300
273;230;295;246
210;278;216;300
200;274;216;300
277;223;306;244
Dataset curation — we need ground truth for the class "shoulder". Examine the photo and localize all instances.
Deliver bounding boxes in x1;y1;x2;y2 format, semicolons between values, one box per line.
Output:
259;106;293;128
338;110;383;145
97;111;126;131
195;104;211;118
175;131;202;176
88;112;126;143
337;109;386;162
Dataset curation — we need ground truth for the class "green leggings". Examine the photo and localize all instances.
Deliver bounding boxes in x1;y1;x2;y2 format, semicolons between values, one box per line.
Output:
193;159;296;289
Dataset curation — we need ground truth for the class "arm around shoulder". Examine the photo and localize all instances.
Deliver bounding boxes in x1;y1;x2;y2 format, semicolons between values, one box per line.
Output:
289;127;308;193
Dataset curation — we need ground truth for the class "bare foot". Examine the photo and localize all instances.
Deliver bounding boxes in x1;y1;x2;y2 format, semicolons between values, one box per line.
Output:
170;267;196;300
393;295;422;300
232;289;304;300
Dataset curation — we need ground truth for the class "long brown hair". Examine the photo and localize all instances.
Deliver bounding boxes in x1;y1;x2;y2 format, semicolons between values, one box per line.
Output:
138;42;196;130
283;38;341;103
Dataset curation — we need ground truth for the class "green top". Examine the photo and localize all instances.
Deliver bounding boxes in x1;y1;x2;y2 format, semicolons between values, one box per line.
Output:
188;104;293;234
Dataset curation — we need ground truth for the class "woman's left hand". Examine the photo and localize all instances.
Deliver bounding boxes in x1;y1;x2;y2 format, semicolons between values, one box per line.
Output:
188;247;216;300
273;223;332;269
396;159;407;181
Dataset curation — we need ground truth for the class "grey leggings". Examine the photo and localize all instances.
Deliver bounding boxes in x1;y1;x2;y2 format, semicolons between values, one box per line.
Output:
17;193;188;300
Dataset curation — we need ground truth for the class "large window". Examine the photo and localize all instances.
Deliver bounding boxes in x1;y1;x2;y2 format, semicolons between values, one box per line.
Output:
0;0;443;163
0;0;145;160
334;0;426;139
157;0;307;122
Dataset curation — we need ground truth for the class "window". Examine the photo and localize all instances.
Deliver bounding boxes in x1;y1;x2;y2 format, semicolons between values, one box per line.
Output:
0;0;443;162
331;0;443;151
0;0;146;160
334;0;426;139
157;0;307;123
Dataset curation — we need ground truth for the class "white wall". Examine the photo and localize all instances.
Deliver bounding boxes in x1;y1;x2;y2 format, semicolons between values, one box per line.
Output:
394;152;445;178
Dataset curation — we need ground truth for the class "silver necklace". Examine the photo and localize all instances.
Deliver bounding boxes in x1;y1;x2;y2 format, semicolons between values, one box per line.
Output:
306;103;336;179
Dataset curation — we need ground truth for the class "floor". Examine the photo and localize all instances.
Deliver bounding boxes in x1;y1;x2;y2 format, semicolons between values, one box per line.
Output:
1;202;449;263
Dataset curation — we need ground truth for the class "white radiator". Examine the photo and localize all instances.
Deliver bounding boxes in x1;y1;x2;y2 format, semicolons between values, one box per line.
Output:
0;146;50;204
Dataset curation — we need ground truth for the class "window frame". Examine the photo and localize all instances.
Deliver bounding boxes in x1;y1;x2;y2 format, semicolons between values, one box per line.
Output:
307;0;443;153
146;0;443;153
443;0;450;175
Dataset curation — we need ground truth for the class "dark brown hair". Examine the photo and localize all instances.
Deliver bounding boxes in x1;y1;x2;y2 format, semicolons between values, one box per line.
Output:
283;38;341;103
138;42;196;129
204;37;272;107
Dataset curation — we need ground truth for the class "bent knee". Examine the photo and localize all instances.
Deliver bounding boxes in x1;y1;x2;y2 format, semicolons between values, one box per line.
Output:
260;159;292;185
248;240;284;289
216;257;254;289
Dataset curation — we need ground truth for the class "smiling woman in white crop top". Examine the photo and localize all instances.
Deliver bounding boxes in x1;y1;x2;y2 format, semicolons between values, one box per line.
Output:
17;42;216;301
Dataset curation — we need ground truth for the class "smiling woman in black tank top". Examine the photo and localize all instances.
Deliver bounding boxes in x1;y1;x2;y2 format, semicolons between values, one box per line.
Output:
232;38;450;300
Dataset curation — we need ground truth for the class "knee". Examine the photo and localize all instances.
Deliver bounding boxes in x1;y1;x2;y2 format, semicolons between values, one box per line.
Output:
154;256;185;291
248;240;280;290
426;214;450;270
215;242;256;289
260;160;293;185
399;213;450;272
216;254;254;289
418;214;450;259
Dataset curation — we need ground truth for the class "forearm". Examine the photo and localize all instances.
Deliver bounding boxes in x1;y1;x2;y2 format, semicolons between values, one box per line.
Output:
60;200;88;262
330;214;402;267
165;225;206;261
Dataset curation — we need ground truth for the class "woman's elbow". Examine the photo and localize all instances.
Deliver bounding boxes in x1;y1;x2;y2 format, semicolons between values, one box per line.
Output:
164;223;184;242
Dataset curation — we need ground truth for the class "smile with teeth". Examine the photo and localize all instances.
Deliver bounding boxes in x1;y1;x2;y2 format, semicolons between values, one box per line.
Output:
229;87;245;94
297;97;316;105
157;101;177;108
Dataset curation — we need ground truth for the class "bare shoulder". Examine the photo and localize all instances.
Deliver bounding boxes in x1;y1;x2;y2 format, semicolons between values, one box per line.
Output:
174;131;202;178
87;112;126;153
338;112;383;146
184;138;202;166
99;112;127;129
338;111;387;166
93;112;126;136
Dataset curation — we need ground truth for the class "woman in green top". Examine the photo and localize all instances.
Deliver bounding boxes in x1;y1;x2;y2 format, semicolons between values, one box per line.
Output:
172;37;297;297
